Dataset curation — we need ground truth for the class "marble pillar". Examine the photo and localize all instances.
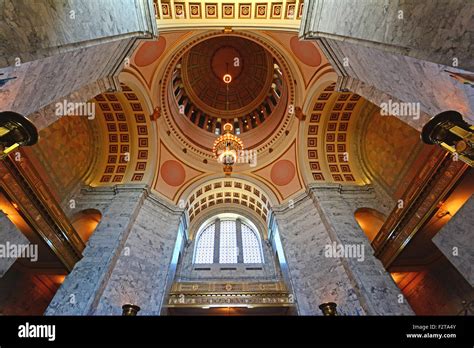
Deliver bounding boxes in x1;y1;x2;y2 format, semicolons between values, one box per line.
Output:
301;0;473;70
300;0;474;128
274;193;366;315
0;0;158;130
94;194;183;315
45;185;183;315
274;185;414;315
0;0;157;68
308;184;413;315
433;196;474;286
0;210;30;277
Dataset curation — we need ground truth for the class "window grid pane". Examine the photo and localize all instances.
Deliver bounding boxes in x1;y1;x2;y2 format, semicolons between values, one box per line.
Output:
219;220;238;263
242;224;263;263
194;223;215;264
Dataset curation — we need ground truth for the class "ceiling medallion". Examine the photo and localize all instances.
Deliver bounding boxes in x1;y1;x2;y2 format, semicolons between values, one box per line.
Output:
212;123;244;176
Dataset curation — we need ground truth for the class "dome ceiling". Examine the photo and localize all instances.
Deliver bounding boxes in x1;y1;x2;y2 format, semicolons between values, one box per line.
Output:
181;36;274;117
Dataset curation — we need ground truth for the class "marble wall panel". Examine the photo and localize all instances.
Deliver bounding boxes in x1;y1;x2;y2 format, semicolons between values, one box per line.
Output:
433;196;474;286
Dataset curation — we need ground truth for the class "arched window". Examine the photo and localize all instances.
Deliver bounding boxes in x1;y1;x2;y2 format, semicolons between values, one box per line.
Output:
194;215;264;264
193;223;215;264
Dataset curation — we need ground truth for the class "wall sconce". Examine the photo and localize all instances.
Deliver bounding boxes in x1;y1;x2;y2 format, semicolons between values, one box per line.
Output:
421;111;474;167
122;304;141;316
319;302;338;316
0;111;38;160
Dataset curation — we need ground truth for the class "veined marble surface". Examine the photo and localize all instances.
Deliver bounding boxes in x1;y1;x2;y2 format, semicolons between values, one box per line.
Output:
0;0;157;67
433;196;474;287
274;193;367;315
0;210;30;277
301;0;474;71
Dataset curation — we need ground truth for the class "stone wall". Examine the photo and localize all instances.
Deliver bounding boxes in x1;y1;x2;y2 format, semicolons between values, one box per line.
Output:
0;0;157;67
95;195;183;315
45;185;183;315
309;184;413;315
329;40;474;125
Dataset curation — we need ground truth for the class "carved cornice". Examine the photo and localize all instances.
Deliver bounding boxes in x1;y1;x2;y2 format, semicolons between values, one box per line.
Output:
166;281;294;308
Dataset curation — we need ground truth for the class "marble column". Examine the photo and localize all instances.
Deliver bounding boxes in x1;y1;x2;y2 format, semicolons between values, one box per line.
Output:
433;196;474;286
0;0;157;68
274;185;414;315
273;193;366;315
0;0;158;130
45;185;183;315
0;210;30;277
300;0;474;128
300;0;473;70
308;183;413;315
94;194;183;315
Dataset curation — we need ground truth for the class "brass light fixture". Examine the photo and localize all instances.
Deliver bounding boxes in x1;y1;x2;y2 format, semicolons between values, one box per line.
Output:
0;111;38;160
211;68;245;176
421;110;474;167
122;303;141;316
212;123;244;176
319;302;338;316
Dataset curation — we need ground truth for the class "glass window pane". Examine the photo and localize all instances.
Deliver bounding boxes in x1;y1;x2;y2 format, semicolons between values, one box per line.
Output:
194;223;215;264
242;223;263;263
219;220;238;263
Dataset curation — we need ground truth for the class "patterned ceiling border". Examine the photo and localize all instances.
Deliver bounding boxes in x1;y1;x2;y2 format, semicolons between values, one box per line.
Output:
89;83;152;185
186;178;272;226
154;0;304;31
305;83;365;184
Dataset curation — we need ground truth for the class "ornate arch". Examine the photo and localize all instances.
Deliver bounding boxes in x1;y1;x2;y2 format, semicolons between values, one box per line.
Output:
299;83;370;185
87;82;155;186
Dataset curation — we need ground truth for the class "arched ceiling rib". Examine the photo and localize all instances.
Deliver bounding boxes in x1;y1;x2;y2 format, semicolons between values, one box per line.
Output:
87;83;155;186
302;83;369;185
83;27;381;206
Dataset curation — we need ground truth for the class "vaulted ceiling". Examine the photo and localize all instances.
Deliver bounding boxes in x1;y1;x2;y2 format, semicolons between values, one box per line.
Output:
26;23;427;228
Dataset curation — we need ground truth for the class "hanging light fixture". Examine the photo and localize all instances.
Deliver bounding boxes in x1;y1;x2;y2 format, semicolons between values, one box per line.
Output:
212;66;244;176
212;122;244;176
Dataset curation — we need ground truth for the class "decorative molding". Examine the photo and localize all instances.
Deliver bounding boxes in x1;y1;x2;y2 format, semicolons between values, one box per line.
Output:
166;281;294;308
186;178;271;225
154;0;304;32
91;83;151;185
305;83;364;183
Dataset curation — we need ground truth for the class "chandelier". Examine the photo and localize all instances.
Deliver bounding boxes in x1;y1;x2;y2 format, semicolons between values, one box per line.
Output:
211;68;245;176
212;123;244;176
